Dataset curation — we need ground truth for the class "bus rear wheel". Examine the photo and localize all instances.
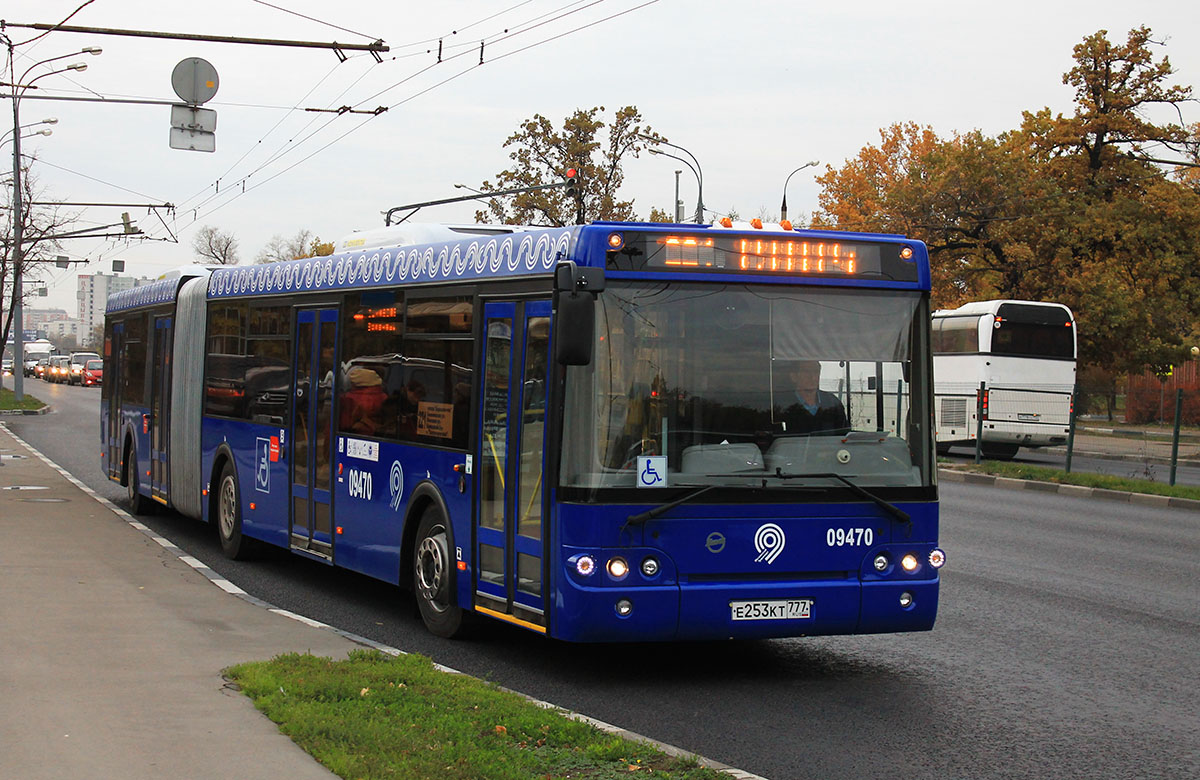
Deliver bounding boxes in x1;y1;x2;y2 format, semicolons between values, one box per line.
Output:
413;507;470;639
216;462;253;560
981;443;1020;460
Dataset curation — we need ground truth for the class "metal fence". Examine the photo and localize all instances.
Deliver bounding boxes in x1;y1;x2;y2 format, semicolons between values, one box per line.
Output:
952;382;1199;487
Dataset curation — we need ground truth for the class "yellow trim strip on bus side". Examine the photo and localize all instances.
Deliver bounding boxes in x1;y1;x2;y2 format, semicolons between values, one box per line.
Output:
474;604;547;634
152;495;168;505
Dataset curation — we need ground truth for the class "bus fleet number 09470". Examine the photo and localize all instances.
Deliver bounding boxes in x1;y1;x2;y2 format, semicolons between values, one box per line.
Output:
827;527;874;547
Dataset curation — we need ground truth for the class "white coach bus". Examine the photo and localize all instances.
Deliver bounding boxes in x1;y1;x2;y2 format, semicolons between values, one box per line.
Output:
932;300;1076;459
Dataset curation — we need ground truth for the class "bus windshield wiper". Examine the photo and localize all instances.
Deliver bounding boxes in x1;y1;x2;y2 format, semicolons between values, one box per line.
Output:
625;484;721;526
771;468;912;533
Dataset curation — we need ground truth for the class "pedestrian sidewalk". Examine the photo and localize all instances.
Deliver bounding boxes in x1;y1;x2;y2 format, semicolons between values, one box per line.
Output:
0;423;365;780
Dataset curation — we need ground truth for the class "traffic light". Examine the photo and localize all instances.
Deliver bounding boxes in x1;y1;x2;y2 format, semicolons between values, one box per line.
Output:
563;168;579;194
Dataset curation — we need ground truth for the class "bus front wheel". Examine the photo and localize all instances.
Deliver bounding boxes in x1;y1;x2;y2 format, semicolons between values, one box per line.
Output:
125;445;150;515
216;462;253;560
413;507;470;639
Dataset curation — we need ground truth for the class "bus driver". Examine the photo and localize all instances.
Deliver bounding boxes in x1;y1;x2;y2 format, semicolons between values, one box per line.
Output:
777;359;848;434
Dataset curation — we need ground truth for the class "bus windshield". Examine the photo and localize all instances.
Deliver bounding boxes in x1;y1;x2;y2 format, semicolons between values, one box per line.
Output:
561;282;929;491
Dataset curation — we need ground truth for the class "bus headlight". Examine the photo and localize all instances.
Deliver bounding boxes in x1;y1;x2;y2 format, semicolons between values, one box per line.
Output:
929;549;946;569
873;554;889;572
900;554;919;573
575;555;596;577
607;557;629;579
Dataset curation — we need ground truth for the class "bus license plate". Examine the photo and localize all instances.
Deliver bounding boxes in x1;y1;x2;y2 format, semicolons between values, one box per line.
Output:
730;599;813;621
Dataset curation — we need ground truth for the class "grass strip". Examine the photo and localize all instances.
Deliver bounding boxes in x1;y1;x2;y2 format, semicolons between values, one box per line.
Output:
944;460;1200;500
0;387;45;411
226;650;732;780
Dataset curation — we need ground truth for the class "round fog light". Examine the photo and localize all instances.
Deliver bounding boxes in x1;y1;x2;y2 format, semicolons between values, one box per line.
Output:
641;557;660;577
900;553;919;573
615;598;633;617
575;555;596;577
929;549;946;569
899;591;913;608
607;557;629;579
873;554;889;572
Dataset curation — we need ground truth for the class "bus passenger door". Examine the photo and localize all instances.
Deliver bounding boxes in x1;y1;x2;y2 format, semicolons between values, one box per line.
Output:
105;323;124;481
474;300;552;630
290;307;338;559
150;315;173;503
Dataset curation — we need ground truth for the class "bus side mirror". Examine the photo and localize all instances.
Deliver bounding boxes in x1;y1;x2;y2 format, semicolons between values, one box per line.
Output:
554;262;604;366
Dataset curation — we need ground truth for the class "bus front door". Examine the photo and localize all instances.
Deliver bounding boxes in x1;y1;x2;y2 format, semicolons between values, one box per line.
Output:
150;315;173;504
290;307;338;559
105;323;124;481
474;300;551;631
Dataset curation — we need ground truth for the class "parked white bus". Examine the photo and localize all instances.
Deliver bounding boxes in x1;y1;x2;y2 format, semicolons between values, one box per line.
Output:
932;300;1076;459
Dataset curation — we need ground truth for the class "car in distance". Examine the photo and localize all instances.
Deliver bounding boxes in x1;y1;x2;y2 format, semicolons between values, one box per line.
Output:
81;359;104;387
47;355;70;382
67;351;101;385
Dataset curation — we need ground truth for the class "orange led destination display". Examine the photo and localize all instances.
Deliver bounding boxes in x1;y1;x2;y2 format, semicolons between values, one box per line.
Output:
648;236;883;276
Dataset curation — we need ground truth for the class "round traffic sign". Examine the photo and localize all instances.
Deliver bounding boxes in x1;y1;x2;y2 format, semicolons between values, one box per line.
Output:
171;57;219;105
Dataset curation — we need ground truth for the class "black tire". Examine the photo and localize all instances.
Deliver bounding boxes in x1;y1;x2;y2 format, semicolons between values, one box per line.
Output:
216;461;254;560
980;442;1020;461
125;444;151;515
413;506;470;639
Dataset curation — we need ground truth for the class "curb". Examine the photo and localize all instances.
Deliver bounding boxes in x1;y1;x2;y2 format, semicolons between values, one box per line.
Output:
0;422;766;780
938;467;1200;511
0;405;51;416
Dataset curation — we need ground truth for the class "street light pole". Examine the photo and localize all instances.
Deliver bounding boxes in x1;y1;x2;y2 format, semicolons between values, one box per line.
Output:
648;148;701;224
780;161;819;222
674;170;682;222
640;135;704;223
4;42;98;400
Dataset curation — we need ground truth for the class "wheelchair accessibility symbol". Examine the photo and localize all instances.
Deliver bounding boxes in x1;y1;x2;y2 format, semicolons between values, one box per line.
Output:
636;456;667;488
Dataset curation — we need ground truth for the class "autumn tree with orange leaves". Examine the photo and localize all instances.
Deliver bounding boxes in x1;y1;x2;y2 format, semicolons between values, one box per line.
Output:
815;27;1200;376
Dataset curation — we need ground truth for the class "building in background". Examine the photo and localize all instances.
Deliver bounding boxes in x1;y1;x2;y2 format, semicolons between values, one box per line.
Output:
24;307;73;338
77;272;154;338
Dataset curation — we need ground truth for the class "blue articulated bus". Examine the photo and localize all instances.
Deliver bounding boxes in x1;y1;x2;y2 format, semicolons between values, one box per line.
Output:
103;220;944;642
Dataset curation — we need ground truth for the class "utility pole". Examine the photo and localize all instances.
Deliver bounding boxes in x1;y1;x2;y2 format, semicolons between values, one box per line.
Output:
674;170;682;222
7;46;25;399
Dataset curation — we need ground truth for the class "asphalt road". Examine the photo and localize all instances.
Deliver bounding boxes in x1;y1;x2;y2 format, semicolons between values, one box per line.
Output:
9;381;1200;780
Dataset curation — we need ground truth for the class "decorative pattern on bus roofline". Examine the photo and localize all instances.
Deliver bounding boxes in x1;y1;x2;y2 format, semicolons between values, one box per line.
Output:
208;229;574;299
105;277;183;313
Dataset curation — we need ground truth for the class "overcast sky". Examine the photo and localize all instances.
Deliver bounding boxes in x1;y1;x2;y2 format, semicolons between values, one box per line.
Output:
6;0;1199;313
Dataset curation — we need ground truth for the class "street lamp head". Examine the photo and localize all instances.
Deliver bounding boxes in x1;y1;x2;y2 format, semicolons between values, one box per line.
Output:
82;47;103;55
67;63;88;72
42;117;59;125
34;129;52;137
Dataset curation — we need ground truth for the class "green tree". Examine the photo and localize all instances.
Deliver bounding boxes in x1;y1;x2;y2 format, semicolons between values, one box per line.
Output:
474;106;661;226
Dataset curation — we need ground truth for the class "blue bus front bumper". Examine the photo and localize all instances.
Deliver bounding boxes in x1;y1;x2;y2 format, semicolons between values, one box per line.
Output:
551;575;939;643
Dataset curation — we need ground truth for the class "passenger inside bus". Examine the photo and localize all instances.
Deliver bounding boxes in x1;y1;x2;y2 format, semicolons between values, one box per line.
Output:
775;359;848;434
340;366;387;436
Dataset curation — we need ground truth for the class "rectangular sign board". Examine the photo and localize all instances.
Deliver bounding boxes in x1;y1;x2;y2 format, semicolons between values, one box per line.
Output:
170;105;217;131
170;127;215;153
